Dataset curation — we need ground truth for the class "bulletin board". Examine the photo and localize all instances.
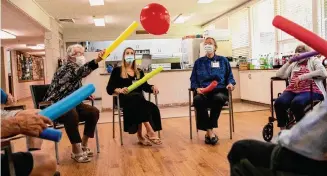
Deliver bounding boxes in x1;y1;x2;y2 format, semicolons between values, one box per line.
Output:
17;52;44;82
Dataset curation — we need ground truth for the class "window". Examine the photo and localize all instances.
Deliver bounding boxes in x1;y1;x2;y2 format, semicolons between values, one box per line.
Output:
276;0;313;53
229;8;250;57
251;0;275;57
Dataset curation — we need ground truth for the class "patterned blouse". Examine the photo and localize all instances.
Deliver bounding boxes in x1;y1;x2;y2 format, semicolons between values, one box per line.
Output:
43;59;98;102
285;61;322;94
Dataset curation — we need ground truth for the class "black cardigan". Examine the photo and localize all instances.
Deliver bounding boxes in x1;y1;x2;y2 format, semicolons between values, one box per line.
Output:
106;67;153;95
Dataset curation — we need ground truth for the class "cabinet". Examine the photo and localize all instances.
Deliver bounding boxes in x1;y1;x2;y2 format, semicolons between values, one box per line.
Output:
239;70;286;104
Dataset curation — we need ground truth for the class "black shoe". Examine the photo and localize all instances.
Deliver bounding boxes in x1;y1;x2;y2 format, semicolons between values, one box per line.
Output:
210;135;219;145
205;135;211;144
54;171;60;176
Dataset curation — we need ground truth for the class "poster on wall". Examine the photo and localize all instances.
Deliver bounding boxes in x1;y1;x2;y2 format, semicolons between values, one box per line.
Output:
17;52;44;82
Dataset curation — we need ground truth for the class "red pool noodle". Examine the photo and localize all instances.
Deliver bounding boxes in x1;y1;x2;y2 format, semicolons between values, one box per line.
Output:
201;81;218;94
273;15;327;58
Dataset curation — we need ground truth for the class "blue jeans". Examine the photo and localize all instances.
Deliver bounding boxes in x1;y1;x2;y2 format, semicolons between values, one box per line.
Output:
274;91;324;127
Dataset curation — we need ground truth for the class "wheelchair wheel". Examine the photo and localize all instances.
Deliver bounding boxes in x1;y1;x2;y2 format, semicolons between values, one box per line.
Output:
262;123;273;142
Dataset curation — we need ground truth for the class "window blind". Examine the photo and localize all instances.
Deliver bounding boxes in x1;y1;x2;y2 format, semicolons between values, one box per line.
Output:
251;0;275;57
229;8;250;58
278;0;313;41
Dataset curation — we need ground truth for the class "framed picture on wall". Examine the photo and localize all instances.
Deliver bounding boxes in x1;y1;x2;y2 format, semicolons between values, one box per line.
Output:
17;52;45;82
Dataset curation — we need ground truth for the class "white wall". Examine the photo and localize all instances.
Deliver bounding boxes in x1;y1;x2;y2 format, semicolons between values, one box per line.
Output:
63;25;203;42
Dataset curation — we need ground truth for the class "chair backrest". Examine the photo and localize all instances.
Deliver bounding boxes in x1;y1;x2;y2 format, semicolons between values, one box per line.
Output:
30;84;50;109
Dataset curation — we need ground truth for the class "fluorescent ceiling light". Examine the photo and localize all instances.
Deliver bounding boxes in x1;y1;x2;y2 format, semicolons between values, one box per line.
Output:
198;0;214;3
0;30;16;39
173;14;193;24
93;18;105;26
26;44;44;50
89;0;104;6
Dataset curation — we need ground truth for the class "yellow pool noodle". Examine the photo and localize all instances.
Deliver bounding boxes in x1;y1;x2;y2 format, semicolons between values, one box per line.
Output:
101;21;139;60
127;67;163;93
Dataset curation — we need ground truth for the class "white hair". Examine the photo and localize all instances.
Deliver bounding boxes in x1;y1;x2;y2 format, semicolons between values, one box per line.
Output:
67;44;85;57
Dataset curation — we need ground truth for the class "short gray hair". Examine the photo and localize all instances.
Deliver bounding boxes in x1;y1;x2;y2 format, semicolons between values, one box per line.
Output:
67;44;85;57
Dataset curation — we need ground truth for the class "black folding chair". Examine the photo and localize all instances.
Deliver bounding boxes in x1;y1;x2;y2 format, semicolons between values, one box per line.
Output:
188;89;235;139
30;85;100;164
1;105;27;176
112;92;160;145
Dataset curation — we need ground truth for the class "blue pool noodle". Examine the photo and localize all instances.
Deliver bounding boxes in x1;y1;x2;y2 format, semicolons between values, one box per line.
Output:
39;84;95;142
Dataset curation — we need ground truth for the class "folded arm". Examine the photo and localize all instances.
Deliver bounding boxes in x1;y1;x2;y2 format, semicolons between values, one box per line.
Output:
299;59;327;81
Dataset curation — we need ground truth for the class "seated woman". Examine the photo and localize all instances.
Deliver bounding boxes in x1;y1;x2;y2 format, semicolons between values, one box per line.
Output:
190;37;236;145
106;47;162;146
43;44;104;163
275;44;327;130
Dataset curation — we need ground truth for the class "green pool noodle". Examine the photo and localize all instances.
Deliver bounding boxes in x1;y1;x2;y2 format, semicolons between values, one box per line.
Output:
127;67;163;93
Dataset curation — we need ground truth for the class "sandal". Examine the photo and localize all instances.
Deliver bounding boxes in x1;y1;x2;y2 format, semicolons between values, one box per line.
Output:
71;152;91;163
145;134;162;145
137;135;152;146
82;146;94;157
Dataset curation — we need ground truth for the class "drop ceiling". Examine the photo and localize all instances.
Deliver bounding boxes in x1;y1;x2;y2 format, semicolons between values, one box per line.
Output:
35;0;248;29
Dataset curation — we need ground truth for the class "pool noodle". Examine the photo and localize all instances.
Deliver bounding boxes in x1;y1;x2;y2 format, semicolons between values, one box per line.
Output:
201;81;218;94
101;21;139;60
39;84;95;142
273;16;327;58
127;67;163;93
290;51;319;62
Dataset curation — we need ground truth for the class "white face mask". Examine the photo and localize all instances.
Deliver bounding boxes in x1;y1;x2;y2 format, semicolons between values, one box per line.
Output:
204;44;214;54
125;55;135;64
75;56;86;66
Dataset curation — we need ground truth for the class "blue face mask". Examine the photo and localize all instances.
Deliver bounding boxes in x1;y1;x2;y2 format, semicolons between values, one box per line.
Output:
125;55;135;64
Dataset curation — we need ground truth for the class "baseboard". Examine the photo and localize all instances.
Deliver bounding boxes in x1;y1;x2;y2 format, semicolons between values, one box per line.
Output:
240;100;270;107
101;98;242;112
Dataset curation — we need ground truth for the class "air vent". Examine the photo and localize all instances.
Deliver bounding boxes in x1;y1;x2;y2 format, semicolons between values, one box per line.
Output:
58;19;75;23
136;30;149;35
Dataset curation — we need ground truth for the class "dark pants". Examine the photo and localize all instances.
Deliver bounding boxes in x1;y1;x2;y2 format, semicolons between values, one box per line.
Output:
58;103;100;144
1;152;33;176
274;91;324;127
193;89;228;131
228;140;327;176
120;92;162;134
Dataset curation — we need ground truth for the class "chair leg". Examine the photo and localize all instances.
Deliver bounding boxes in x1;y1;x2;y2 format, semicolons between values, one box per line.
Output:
228;91;233;139
95;127;100;153
55;142;60;165
118;110;123;146
113;107;115;139
5;143;16;176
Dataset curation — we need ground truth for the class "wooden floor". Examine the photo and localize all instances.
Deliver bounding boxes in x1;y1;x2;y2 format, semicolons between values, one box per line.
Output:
12;110;277;176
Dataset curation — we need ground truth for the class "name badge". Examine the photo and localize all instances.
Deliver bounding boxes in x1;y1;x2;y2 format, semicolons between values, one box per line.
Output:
212;62;220;68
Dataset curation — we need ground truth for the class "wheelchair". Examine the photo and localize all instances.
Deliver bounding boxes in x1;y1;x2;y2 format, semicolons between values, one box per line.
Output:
262;77;326;142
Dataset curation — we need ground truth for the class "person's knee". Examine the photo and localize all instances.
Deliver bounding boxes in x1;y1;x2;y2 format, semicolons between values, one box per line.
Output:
193;95;205;107
212;94;226;104
290;99;306;111
274;97;288;109
92;107;100;121
31;151;57;176
227;140;251;162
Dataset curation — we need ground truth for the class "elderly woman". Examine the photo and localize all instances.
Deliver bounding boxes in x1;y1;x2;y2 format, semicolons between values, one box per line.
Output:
43;44;104;163
190;37;236;145
106;47;162;146
275;44;327;130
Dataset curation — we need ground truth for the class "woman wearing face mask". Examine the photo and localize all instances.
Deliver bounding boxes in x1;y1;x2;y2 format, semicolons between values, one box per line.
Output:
274;44;327;130
43;44;104;163
190;37;236;145
106;47;162;146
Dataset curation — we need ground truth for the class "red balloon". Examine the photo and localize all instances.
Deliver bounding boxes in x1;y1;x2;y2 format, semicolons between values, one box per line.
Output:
140;3;170;35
